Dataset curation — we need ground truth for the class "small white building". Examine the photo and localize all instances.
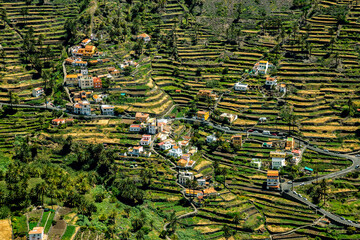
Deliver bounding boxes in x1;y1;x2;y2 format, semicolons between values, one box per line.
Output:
250;158;262;169
168;146;183;158
206;135;217;143
259;117;267;122
32;87;44;97
101;105;114;115
279;83;286;93
80;68;88;75
257;61;269;75
140;135;152;146
158;139;174;150
130;124;141;132
28;227;44;240
197;178;206;186
178;171;194;185
74;101;91;115
155;132;168;142
234;83;248;91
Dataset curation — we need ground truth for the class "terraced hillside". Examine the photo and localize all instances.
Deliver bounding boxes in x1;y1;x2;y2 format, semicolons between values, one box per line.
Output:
0;1;79;102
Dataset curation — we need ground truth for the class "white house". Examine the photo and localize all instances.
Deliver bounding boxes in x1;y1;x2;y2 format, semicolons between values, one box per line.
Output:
28;227;44;240
140;135;152;146
270;151;286;169
80;68;88;75
265;76;277;87
137;33;151;43
130;124;141;132
206;135;217;143
147;118;157;135
178;171;194;185
197;178;206;186
259;117;267;122
74;101;91;115
168;146;183;158
32;87;44;97
128;146;144;156
234;83;248;91
101;105;114;115
158;139;174;150
253;61;270;75
155;132;168;142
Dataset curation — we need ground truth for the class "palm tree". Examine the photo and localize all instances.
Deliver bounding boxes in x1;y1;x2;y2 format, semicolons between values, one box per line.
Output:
320;179;328;206
222;224;231;240
35;182;47;205
221;167;228;187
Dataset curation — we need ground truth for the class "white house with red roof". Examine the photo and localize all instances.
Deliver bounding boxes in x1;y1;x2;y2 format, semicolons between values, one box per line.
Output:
73;101;91;115
140;135;152;145
128;146;144;156
28;227;44;240
51;119;66;125
130;124;141;132
32;87;44;97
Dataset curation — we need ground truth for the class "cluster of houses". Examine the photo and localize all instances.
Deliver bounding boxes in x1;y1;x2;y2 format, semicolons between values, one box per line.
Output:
254;137;303;171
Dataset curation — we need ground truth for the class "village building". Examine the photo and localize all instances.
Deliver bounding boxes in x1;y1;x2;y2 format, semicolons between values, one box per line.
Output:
93;77;102;89
267;170;280;190
135;112;150;123
65;58;75;65
79;75;94;89
100;105;114;115
130;124;141;132
178;140;190;148
285;137;295;151
270;151;286;169
197;178;206;187
234;82;248;91
65;74;82;86
177;158;196;169
158;139;174;150
252;61;270;75
220;113;238;123
147;118;157;134
206;135;217;143
32;87;44;97
168;146;183;158
81;38;91;46
137;33;151;43
197;90;217;100
76;45;96;58
128;146;144;156
279;83;286;93
92;94;107;103
231;135;242;147
73;101;91;115
197;111;210;121
250;158;262;169
73;60;88;67
28;227;44;240
202;187;218;197
178;171;194;185
265;76;277;87
51;119;66;125
140;135;152;146
259;117;267;123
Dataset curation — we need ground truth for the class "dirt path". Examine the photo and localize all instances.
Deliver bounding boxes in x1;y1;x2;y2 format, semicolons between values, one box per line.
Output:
88;0;97;36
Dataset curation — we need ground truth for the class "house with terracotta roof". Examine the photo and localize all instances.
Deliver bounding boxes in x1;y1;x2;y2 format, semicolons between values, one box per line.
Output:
51;119;66;125
130;124;141;132
77;45;96;58
197;111;210;121
158;139;174;150
137;33;151;43
177;158;196;169
32;87;44;97
93;77;102;89
140;135;152;146
178;140;190;148
135;112;150;123
197;90;217;100
81;38;91;46
65;74;81;86
168;146;183;158
101;105;114;115
73;101;91;115
265;76;278;87
28;226;44;240
279;83;286;93
155;132;168;142
65;58;75;65
128;146;144;156
267;170;280;190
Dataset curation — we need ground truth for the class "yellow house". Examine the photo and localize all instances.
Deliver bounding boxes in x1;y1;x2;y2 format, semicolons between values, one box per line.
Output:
285;137;295;151
65;74;81;85
231;135;242;147
197;111;209;121
77;45;96;57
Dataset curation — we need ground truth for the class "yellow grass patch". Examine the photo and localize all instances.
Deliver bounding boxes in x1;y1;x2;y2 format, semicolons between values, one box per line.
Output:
0;219;12;240
267;224;293;233
233;118;257;125
194;160;211;171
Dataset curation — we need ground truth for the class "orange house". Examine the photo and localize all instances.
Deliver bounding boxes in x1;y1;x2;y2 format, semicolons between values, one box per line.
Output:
231;135;242;147
197;111;209;121
77;45;96;57
93;77;102;89
135;112;150;123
